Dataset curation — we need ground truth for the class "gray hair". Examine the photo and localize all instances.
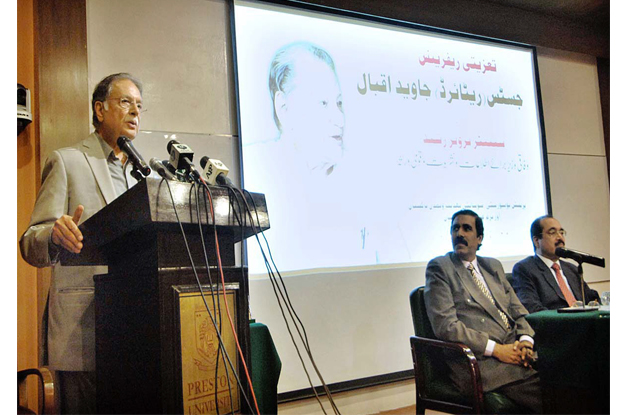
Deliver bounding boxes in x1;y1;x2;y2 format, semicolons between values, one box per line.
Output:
91;73;143;129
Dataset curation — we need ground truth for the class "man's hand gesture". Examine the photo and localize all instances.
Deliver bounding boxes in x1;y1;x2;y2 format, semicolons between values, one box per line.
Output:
51;205;84;254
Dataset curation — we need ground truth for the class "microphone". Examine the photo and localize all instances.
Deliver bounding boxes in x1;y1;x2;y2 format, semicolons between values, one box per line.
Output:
117;136;151;177
149;158;176;181
555;247;606;268
200;156;234;186
161;160;189;182
167;140;199;180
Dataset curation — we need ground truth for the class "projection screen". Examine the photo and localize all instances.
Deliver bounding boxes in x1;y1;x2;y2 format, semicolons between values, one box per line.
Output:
233;0;550;393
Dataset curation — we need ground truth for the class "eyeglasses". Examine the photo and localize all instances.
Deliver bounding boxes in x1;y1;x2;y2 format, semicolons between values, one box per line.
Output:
107;97;146;113
544;229;567;237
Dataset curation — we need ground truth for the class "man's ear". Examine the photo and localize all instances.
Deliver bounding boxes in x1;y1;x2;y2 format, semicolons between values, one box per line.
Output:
94;101;106;123
532;235;540;250
274;91;287;127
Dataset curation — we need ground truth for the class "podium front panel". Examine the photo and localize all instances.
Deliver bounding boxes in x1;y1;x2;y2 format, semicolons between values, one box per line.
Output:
95;267;251;414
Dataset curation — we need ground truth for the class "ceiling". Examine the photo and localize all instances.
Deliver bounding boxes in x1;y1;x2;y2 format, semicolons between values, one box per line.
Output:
483;0;609;26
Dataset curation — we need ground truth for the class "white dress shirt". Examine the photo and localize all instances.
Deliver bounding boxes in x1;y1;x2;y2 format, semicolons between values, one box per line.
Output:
537;254;574;292
462;259;534;356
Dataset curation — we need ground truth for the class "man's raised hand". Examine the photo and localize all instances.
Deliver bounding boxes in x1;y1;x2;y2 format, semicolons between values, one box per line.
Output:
51;205;84;254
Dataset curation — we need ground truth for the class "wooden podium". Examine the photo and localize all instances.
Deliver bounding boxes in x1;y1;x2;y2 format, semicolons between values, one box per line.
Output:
61;178;269;414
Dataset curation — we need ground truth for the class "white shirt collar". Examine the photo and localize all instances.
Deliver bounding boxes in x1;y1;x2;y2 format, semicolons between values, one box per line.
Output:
461;258;480;272
537;253;561;269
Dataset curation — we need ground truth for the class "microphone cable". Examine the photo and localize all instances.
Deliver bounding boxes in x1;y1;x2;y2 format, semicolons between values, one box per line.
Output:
239;187;340;415
225;184;342;415
170;179;245;415
216;182;260;406
161;177;258;415
223;185;252;324
193;182;235;415
174;178;254;415
219;185;249;308
198;182;253;415
197;176;261;415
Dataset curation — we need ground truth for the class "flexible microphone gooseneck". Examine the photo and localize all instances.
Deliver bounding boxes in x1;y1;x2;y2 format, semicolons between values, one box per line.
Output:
555;247;605;268
149;158;176;181
117;136;151;177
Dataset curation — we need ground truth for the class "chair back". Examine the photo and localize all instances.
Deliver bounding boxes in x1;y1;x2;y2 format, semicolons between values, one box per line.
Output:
409;286;435;339
18;367;56;415
409;286;460;402
409;286;527;415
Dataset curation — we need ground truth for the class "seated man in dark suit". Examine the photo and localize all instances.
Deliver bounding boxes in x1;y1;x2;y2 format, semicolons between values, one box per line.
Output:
425;210;542;413
512;215;600;313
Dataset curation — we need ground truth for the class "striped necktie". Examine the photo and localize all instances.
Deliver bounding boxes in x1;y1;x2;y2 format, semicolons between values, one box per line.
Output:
467;263;511;330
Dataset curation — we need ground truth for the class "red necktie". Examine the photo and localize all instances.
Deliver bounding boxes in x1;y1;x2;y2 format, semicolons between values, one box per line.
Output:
552;263;576;307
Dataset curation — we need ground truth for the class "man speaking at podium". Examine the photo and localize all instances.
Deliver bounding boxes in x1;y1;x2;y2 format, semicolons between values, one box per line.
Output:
20;73;144;414
512;215;600;313
424;210;542;413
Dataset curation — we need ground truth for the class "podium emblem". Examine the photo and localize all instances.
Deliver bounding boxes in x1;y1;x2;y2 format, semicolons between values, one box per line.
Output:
179;288;240;414
194;310;220;370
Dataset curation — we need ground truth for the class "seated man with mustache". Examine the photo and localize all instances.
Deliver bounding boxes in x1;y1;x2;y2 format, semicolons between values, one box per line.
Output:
512;215;600;313
424;209;542;413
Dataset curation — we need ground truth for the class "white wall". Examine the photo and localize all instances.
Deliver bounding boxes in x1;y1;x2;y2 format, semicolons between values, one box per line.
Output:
86;0;609;394
536;48;609;285
87;0;237;136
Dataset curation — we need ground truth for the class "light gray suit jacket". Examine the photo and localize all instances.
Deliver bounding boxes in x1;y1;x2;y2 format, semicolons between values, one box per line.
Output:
424;252;537;392
20;133;126;371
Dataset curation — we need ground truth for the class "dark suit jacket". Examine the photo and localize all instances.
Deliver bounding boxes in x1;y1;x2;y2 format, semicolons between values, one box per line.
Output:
424;252;536;392
512;255;600;313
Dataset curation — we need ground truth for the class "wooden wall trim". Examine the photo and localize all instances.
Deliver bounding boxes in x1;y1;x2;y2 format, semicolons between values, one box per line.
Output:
37;0;90;162
17;1;40;411
34;0;89;367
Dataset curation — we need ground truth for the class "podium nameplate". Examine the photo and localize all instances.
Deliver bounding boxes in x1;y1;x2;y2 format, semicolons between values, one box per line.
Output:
177;285;241;414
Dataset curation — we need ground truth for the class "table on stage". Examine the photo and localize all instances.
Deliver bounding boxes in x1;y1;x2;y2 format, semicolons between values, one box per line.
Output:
526;308;610;414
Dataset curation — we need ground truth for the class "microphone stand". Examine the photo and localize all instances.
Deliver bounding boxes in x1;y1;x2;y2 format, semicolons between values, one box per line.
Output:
556;248;606;313
565;260;594;313
130;165;146;182
578;262;586;310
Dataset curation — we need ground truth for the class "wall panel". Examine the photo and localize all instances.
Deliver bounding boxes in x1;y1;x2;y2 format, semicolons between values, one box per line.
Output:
17;0;41;410
17;0;90;410
537;48;605;156
547;154;610;283
86;0;237;137
37;0;90;162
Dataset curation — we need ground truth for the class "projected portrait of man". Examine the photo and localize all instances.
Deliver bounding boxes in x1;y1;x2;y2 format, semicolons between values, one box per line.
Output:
268;41;345;176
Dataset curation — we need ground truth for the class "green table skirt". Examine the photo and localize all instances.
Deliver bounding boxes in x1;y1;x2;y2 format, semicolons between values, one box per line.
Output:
526;309;609;414
250;322;282;415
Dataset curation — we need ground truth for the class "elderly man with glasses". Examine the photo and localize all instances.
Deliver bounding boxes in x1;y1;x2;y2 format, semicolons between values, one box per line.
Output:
511;215;600;313
20;73;144;414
